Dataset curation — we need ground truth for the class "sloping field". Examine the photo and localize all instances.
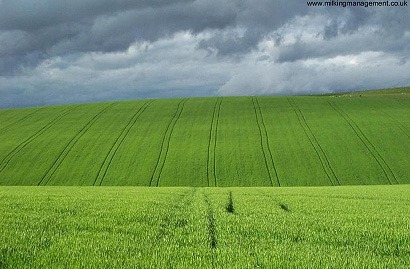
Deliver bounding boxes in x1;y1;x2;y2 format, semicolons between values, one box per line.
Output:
0;185;409;268
0;88;409;186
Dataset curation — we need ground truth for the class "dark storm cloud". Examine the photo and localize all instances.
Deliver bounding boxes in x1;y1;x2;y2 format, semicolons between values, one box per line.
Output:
2;1;408;70
0;0;239;73
77;1;237;50
6;1;235;40
276;29;410;63
0;0;195;31
0;0;310;68
197;0;309;56
274;6;410;63
1;1;410;108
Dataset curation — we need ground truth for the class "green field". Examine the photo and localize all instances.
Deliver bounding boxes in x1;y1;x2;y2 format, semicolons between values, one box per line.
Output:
0;185;409;268
1;88;410;268
1;88;409;186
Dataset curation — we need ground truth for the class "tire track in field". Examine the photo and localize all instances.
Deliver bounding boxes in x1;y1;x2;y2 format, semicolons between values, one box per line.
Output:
288;98;340;186
206;98;222;187
93;100;154;186
0;105;80;174
0;107;43;134
328;101;399;184
368;101;410;139
203;192;218;250
149;99;188;187
252;97;280;187
38;103;116;186
378;110;410;139
155;188;195;242
257;190;291;212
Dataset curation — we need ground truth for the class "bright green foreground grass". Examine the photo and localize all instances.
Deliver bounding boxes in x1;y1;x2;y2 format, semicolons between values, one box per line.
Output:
0;185;409;268
1;88;409;187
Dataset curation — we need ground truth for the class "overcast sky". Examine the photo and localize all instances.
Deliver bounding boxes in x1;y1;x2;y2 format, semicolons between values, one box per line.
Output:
1;0;409;108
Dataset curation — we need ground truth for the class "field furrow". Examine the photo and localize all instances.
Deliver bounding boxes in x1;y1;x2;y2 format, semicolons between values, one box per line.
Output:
158;98;217;186
288;99;340;186
342;97;410;183
38;103;116;186
216;97;271;186
0;107;43;133
153;189;195;242
252;97;279;187
213;99;222;186
207;98;222;187
94;100;154;186
97;100;183;185
206;99;218;187
203;192;218;251
328;101;398;184
255;97;330;186
149;99;188;187
0;106;79;174
371;104;410;139
383;113;410;138
256;189;291;212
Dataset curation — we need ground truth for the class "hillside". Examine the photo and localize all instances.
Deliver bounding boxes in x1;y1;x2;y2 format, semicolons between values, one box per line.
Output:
1;88;409;186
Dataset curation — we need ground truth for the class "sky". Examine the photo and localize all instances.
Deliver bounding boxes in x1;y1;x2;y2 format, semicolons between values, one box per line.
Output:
1;0;409;108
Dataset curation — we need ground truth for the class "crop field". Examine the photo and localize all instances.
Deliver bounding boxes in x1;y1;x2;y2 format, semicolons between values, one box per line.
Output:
0;88;409;186
0;185;409;268
1;88;409;268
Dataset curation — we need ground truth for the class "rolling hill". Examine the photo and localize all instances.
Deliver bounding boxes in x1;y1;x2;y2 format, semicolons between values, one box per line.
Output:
1;88;409;186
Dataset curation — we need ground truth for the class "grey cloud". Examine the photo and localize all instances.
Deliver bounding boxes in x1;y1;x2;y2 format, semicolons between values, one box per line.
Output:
0;0;239;74
218;54;410;97
274;7;410;63
81;1;237;48
0;31;231;108
275;33;410;64
197;0;309;56
0;0;194;31
323;20;339;39
197;28;262;56
1;1;410;108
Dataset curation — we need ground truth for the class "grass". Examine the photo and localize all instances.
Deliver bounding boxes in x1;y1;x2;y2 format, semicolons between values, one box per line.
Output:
1;88;409;268
0;185;409;268
1;88;409;186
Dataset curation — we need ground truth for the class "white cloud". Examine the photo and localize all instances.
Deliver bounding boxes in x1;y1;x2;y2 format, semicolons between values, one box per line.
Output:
218;51;410;96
